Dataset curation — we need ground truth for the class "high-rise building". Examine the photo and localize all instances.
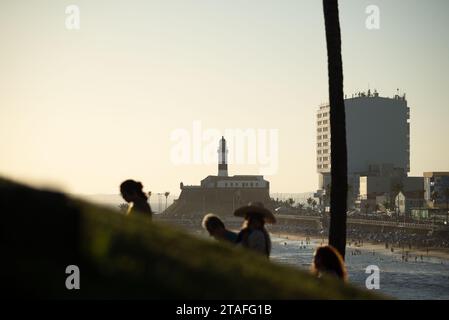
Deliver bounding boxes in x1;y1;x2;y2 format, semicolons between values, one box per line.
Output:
316;90;413;207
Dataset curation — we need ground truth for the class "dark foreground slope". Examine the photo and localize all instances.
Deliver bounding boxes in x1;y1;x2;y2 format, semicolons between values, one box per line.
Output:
0;177;382;299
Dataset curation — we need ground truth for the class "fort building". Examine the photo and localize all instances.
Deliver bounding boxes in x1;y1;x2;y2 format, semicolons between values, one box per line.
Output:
164;136;271;217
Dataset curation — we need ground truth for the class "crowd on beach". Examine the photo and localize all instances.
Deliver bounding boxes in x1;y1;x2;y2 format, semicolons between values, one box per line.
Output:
270;213;449;250
119;179;349;282
347;227;449;250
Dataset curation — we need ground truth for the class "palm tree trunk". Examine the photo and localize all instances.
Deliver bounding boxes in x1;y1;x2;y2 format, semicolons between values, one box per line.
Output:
323;0;348;259
446;195;449;223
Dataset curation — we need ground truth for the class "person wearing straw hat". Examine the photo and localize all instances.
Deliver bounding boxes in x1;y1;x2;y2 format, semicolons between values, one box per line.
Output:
234;202;276;258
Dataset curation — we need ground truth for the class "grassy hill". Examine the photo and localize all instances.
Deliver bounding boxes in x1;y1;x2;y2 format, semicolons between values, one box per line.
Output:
0;177;383;299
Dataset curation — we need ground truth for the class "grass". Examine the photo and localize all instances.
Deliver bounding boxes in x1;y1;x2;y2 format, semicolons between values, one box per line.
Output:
0;177;384;299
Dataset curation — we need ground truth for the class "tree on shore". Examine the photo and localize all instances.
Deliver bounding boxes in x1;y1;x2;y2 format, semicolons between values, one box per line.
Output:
382;200;388;212
312;200;317;211
307;197;313;208
323;0;348;259
364;203;370;215
431;191;439;208
164;191;170;210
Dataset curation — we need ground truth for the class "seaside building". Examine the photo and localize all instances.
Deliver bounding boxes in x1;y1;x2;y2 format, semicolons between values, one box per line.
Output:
358;165;424;212
164;137;271;217
411;207;448;223
316;90;423;210
424;172;449;209
395;191;425;217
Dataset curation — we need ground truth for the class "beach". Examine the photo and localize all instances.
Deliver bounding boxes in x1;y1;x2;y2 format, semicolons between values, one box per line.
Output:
269;234;449;300
157;216;449;262
272;230;449;262
157;216;449;299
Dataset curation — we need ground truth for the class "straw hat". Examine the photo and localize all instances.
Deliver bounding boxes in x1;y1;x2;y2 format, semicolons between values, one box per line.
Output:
233;202;276;224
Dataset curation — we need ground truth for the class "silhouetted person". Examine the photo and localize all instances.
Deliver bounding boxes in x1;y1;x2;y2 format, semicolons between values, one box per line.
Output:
234;202;276;258
202;213;237;244
311;245;348;281
120;179;152;219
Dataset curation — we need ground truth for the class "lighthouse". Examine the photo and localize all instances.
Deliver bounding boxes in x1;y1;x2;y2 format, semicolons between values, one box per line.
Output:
169;135;271;217
218;136;228;177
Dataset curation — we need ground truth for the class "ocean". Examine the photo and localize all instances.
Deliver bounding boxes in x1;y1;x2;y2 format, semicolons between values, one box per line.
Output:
270;237;449;300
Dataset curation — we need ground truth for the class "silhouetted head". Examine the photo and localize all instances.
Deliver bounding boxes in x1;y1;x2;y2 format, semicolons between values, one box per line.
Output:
120;179;147;203
312;245;347;281
244;213;265;230
202;214;226;240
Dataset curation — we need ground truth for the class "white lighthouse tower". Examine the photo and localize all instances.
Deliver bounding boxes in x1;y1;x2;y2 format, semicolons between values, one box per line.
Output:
218;136;228;177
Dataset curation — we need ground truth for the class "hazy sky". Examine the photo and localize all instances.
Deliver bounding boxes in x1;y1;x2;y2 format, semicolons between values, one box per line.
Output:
1;0;448;196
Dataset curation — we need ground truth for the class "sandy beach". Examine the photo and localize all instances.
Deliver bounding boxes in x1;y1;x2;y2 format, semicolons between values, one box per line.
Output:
273;230;449;262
